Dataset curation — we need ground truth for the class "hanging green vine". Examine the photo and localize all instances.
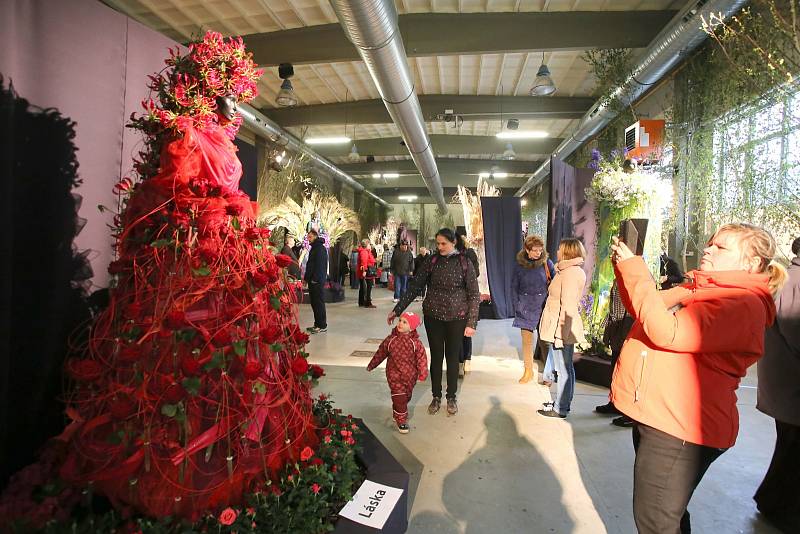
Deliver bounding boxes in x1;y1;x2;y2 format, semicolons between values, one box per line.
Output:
582;48;635;114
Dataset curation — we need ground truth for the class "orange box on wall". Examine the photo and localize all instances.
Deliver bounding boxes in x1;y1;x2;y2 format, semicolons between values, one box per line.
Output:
624;119;665;162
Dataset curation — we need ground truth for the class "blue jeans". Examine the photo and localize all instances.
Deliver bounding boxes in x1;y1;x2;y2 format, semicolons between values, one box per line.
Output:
393;274;409;299
543;342;575;414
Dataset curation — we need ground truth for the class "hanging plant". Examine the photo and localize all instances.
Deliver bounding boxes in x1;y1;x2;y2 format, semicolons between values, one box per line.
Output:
582;48;635;113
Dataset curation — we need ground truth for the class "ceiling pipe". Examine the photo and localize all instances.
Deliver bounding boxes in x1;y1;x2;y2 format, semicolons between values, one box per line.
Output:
515;0;749;197
329;0;448;213
238;104;389;207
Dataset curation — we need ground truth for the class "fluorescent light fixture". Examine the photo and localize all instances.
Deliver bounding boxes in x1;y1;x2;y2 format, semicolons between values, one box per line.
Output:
382;173;400;179
496;131;548;139
479;172;490;178
305;136;351;145
398;195;417;201
371;173;381;178
492;172;508;178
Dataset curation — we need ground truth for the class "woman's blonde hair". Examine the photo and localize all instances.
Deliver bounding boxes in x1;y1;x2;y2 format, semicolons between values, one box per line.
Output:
524;235;545;250
558;237;586;261
711;223;787;296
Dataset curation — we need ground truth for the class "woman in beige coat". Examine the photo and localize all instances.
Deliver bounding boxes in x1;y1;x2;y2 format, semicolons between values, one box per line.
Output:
537;238;587;418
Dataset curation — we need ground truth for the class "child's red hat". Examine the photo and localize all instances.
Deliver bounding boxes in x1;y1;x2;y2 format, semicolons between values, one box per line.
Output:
400;312;421;331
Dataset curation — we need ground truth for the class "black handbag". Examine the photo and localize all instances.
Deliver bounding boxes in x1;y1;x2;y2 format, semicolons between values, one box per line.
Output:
366;265;378;278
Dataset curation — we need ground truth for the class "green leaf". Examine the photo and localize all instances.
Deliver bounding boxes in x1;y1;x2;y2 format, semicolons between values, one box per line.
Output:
269;295;281;311
182;376;201;396
150;239;172;248
270;343;284;352
232;217;241;231
161;404;177;418
203;350;225;371
233;340;247;356
192;265;211;277
252;381;267;395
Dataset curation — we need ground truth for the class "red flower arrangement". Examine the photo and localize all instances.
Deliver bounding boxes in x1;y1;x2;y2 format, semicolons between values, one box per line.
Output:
291;357;309;375
275;254;294;268
218;507;238;526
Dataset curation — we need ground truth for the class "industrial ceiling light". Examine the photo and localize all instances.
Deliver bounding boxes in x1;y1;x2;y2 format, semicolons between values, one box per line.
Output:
503;143;516;160
496;130;548;139
305;136;352;145
276;63;298;107
382;173;400;179
398;195;417;202
529;52;556;96
372;173;381;178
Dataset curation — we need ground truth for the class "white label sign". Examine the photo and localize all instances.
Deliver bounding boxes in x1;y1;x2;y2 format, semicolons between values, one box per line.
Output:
338;479;404;530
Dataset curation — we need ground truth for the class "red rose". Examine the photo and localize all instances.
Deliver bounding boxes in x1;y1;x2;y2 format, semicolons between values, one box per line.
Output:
189;177;210;197
170;211;190;230
244;360;262;380
265;264;280;283
260;323;282;344
310;365;325;379
118;344;140;363
197;211;224;235
270;485;282;496
311;483;321;494
164;310;187;330
197;243;219;264
108;259;128;275
110;395;137;420
218;507;238;526
181;356;201;376
292;330;310;346
211;329;232;347
311;457;324;467
291;357;309;375
66;358;103;382
244;227;260;241
251;270;270;287
275;254;294;268
225;203;244;216
300;446;314;461
260;227;271;239
163;383;186;404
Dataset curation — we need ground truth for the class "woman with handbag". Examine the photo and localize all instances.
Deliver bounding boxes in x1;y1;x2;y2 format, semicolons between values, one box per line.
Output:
510;235;555;384
357;238;377;308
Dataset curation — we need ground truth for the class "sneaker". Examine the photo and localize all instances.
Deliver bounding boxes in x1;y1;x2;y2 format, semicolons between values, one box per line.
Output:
595;402;622;415
446;398;458;416
397;423;409;434
612;415;634;427
392;298;399;303
542;401;554;408
306;326;327;334
537;408;566;419
428;397;441;415
366;304;377;309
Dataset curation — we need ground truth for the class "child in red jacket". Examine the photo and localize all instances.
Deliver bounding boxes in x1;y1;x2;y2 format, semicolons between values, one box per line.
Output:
367;312;428;434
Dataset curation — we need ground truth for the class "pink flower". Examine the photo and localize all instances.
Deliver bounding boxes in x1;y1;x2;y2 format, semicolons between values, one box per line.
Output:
218;507;238;525
311;483;321;495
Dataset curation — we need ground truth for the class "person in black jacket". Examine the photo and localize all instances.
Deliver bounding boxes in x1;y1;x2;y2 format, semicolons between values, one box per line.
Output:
456;231;480;377
304;229;328;333
659;252;684;290
280;235;301;279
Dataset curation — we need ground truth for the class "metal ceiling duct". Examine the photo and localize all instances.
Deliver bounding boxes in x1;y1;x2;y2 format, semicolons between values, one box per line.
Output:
515;0;749;197
330;0;448;212
238;104;389;207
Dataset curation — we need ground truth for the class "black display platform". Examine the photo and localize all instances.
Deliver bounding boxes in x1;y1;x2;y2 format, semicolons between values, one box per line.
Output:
334;420;409;534
300;284;345;304
573;353;613;388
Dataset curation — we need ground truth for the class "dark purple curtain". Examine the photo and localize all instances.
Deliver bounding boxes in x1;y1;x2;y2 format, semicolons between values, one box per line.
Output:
234;138;257;201
548;157;596;291
481;197;523;319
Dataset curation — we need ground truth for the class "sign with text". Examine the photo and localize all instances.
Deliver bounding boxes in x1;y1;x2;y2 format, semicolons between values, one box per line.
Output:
338;479;404;529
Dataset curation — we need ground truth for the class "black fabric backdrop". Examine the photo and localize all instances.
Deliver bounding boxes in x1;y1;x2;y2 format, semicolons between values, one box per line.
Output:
481;197;523;319
233;138;257;201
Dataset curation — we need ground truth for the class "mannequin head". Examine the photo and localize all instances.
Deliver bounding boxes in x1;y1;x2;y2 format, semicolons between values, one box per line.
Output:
215;94;238;123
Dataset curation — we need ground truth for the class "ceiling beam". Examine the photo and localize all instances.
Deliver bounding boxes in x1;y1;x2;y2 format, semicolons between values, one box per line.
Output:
310;135;562;158
263;95;594;125
339;158;542;176
372;186;521;204
358;175;529;188
243;11;677;66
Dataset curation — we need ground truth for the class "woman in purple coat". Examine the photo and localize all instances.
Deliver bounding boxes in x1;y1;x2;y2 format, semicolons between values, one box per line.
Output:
510;235;555;384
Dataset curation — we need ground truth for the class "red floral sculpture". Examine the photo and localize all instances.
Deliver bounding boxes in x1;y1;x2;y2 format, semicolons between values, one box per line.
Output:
58;31;319;520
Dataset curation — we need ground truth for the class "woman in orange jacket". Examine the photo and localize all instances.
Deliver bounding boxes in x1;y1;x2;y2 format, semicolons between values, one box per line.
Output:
610;223;786;534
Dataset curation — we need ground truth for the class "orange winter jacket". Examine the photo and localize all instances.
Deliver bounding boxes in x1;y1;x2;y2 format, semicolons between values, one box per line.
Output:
610;257;776;449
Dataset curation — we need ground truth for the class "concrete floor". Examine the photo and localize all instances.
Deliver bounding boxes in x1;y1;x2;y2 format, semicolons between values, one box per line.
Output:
299;285;782;534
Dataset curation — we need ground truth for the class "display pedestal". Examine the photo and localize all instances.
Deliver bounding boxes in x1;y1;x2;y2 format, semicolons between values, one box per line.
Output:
573;352;613;388
334;420;409;533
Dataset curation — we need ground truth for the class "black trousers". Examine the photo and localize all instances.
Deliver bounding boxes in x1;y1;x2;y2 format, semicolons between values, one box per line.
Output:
308;282;327;329
358;278;373;306
754;420;800;533
460;336;472;362
632;423;725;534
424;315;466;399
